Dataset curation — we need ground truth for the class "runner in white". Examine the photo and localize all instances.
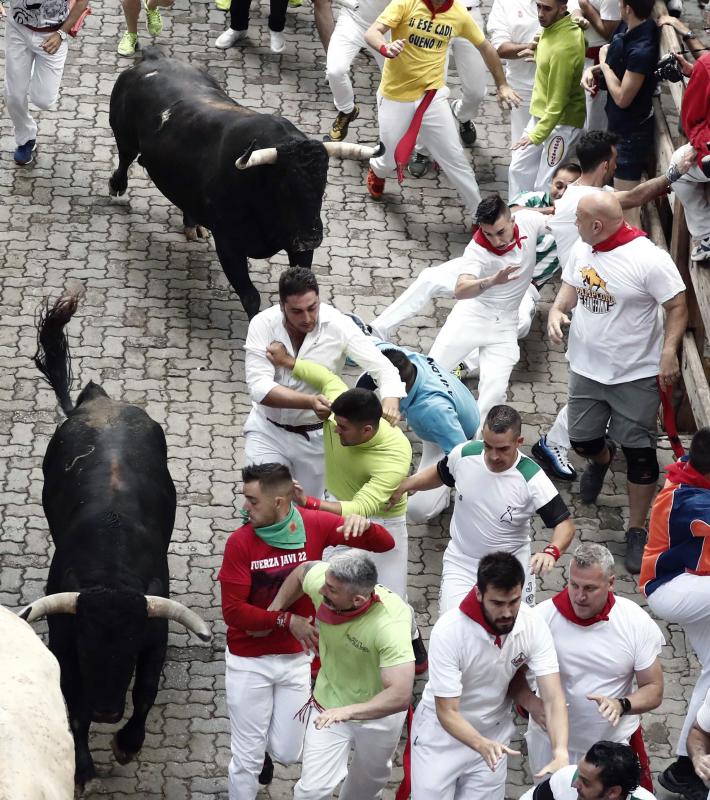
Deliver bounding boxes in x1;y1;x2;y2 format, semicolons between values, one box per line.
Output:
410;552;569;799
390;405;574;609
244;268;405;499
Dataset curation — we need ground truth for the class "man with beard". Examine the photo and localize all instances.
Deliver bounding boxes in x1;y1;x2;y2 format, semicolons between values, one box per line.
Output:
409;552;569;799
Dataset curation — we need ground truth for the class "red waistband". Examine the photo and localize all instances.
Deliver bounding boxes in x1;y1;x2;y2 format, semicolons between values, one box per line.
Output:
23;22;63;32
586;45;602;64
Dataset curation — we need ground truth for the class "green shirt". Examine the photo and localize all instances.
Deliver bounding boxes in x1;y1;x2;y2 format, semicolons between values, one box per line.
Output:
303;562;414;709
292;359;412;519
529;14;586;145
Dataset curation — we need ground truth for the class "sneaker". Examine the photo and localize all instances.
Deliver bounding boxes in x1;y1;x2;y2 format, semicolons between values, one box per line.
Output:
413;634;428;675
367;168;385;200
579;440;616;504
659;760;708;800
13;139;36;166
327;105;359;143
459;120;478;147
532;436;578;481
269;29;285;52
408;152;432;178
344;312;372;335
691;235;710;263
258;753;274;786
288;0;303;6
666;0;683;15
452;363;466;380
624;527;647;574
215;27;247;48
117;31;139;56
143;0;162;35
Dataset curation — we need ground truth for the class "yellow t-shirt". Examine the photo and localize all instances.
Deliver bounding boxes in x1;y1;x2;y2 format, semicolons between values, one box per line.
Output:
377;0;485;101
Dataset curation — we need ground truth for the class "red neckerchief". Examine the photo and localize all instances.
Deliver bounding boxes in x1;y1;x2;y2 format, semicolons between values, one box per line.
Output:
552;587;616;626
666;459;710;491
459;587;503;647
473;223;528;256
592;221;647;253
422;0;453;16
316;593;380;625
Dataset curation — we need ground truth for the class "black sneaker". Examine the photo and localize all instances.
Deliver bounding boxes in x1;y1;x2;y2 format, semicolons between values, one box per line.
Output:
413;633;428;675
659;761;708;800
258;753;274;785
325;104;359;142
14;139;36;166
624;527;647;574
408;152;432;178
579;440;617;504
459;120;477;147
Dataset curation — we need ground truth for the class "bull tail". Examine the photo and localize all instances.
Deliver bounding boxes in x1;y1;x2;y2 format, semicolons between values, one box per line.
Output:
33;289;85;415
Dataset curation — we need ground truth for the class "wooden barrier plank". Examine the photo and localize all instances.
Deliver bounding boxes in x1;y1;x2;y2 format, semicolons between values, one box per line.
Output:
682;332;710;428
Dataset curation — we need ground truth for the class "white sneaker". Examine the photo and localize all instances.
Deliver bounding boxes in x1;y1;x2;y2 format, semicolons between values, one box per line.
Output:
269;29;285;52
215;27;247;48
666;0;682;15
691;235;710;262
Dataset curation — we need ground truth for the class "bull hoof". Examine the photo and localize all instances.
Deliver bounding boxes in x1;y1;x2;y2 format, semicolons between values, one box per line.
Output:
111;733;138;766
74;777;100;798
109;175;127;197
184;225;211;242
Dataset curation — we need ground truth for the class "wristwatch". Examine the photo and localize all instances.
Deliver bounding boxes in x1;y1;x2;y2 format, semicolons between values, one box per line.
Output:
681;29;696;40
58;28;68;40
618;697;632;715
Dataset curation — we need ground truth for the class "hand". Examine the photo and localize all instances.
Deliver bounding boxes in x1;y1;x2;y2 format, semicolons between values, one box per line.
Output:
659;351;681;387
381;398;401;425
657;13;683;30
692;754;710;782
673;52;695;78
310;393;332;420
490;265;520;286
547;307;571;344
314;706;353;728
530;551;556;576
289;614;319;654
387;481;409;510
581;67;598;94
511;134;532;151
41;31;63;53
573;14;590;29
381;39;406;58
497;84;522;110
535;751;569;779
599;44;609;64
337;514;371;540
587;694;623;727
292;480;307;507
473;736;521;771
518;46;537;61
266;341;295;369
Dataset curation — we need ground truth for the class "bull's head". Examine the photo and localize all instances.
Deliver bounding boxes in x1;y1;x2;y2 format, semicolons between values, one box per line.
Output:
20;589;210;723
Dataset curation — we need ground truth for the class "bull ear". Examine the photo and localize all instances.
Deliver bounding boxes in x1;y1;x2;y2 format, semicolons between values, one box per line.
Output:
19;592;80;622
145;596;211;642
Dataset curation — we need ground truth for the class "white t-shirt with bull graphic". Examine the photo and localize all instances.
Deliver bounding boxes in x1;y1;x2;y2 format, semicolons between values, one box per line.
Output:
563;236;686;385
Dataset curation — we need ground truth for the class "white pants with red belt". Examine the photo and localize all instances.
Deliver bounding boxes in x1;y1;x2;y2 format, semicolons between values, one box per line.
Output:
225;650;311;800
4;16;68;146
370;87;482;221
673;160;710;241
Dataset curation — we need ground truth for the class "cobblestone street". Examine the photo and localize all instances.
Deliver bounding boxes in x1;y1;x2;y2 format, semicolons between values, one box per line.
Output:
0;0;703;796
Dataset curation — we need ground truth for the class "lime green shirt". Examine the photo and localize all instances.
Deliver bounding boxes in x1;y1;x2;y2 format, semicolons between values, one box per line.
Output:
292;359;412;519
303;562;414;709
529;13;586;145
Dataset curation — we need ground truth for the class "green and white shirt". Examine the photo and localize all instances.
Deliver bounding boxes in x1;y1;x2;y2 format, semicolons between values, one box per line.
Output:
519;764;657;800
509;190;560;287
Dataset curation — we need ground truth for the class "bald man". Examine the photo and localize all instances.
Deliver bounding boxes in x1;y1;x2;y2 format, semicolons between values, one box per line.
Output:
548;193;687;573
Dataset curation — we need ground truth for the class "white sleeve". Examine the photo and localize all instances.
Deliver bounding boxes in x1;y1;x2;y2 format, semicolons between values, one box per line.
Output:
445;442;466;475
644;252;687;307
427;620;464;698
632;609;665;673
696;689;710;734
528;616;560;678
562;240;584;285
458;241;488;278
341;316;407;399
244;313;279;403
598;0;621;20
486;0;511;49
528;469;561;512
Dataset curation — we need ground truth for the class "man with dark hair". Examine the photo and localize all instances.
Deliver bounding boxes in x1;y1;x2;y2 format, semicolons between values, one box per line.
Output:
390;404;575;609
640;428;710;799
409;551;569;799
520;741;656;800
244;267;405;500
219;462;395;798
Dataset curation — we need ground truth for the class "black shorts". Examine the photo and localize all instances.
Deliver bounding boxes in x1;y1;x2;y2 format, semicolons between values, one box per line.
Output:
613;118;654;181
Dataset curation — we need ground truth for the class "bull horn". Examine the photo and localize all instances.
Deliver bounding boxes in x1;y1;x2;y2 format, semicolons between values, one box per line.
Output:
322;141;385;160
19;592;79;622
145;596;211;642
236;147;278;169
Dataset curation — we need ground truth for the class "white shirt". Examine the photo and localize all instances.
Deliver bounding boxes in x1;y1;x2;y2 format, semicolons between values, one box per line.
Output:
696;688;710;733
458;210;548;317
421;604;559;739
567;0;621;47
345;0;390;27
520;765;657;800
445;441;562;564
244;302;406;427
548;184;614;271
563;236;686;384
530;596;664;754
487;0;539;94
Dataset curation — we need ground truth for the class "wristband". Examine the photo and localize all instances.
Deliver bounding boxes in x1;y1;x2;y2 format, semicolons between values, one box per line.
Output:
543;544;561;561
666;163;683;184
617;696;632;715
379;43;390;58
276;611;292;629
304;495;321;510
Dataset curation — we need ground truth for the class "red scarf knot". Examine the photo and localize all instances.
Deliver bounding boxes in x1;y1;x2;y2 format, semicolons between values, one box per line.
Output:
422;0;453;16
316;593;380;625
665;459;710;491
459;587;503;647
592;221;646;253
552;587;615;626
473;222;528;256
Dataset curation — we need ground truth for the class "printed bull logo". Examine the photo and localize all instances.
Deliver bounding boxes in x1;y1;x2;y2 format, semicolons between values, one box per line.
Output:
577;265;616;314
581;267;607;291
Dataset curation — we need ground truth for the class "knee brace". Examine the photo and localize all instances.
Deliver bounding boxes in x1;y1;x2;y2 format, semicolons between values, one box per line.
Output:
621;446;659;485
570;436;608;458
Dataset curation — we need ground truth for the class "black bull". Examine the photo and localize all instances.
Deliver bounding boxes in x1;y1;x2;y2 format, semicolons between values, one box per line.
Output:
108;47;382;318
21;291;210;789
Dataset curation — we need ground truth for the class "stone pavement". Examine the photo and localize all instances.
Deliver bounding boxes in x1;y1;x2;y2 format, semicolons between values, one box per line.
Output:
0;0;703;796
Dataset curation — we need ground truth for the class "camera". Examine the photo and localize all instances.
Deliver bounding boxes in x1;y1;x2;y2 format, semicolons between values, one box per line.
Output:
655;53;685;82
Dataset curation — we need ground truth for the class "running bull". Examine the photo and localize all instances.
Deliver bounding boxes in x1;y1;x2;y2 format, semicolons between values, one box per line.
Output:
21;290;211;789
108;48;383;319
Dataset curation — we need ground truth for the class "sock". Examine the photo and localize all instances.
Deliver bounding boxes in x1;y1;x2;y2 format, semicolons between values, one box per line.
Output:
673;755;695;777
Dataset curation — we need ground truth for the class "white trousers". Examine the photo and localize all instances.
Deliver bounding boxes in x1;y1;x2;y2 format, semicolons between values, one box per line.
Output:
546;404;571;451
4;17;68;146
673;160;710;240
294;706;408;800
510;91;533;151
525;726;587;780
508;117;583;198
370;89;482;221
429;301;520;426
225;650;311;800
243;409;325;499
411;704;508;800
448;7;487;123
582;57;608;133
326;10;384;113
440;541;533;613
647;574;710;757
407;440;452;523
